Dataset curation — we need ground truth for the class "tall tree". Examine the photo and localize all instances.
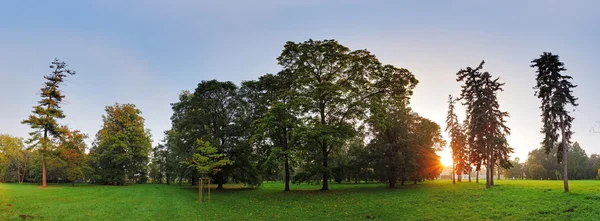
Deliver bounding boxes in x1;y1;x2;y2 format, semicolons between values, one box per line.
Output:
531;52;578;192
456;61;512;188
88;103;152;185
277;39;418;190
445;95;468;183
22;59;75;188
251;71;301;191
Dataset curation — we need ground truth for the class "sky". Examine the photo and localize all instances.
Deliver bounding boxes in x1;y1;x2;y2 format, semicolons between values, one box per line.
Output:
1;0;599;165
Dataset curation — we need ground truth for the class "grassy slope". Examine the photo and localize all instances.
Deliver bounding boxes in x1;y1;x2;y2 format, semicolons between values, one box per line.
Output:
1;180;600;220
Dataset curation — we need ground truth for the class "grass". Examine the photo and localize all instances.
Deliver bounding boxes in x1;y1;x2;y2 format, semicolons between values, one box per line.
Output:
1;180;600;220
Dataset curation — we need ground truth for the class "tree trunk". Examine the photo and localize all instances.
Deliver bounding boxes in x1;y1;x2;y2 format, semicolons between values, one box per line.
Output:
216;171;224;190
560;116;569;193
166;173;171;185
41;129;48;188
321;146;329;191
414;179;417;185
469;169;471;182
191;172;198;186
388;176;396;188
42;157;47;188
486;157;491;188
452;161;455;184
17;163;21;184
490;159;494;186
401;175;405;186
284;153;290;191
498;164;501;181
72;180;75;186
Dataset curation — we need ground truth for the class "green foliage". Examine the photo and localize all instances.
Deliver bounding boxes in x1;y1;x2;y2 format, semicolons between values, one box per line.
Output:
21;59;75;187
277;39;418;190
88;103;152;185
456;60;512;188
181;139;232;177
57;128;88;185
531;52;578;192
0;135;30;183
531;52;578;160
445;95;469;181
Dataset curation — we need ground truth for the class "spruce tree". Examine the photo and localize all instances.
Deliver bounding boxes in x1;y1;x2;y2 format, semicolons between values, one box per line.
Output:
531;52;578;192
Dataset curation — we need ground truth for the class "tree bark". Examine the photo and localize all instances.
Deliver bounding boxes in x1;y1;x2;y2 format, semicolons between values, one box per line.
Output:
321;146;329;191
283;128;290;192
452;161;455;184
497;164;501;181
42;129;48;188
216;171;224;190
468;169;471;182
476;170;479;183
486;156;491;188
560;115;569;193
284;154;290;191
42;157;47;188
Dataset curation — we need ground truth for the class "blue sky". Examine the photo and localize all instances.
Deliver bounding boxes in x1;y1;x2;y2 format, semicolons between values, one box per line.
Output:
1;0;599;163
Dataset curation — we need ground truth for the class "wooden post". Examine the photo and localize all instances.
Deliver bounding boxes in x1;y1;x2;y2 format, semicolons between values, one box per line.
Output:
208;179;211;202
199;179;203;203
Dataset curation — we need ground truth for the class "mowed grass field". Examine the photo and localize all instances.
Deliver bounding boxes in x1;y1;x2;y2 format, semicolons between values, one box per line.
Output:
1;180;600;220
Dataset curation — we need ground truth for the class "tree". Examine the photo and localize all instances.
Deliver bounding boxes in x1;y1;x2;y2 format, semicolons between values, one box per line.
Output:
567;142;588;179
250;71;301;191
531;52;578;192
277;39;418;190
529;164;547;180
57;127;88;186
0;135;30;183
22;59;75;188
445;95;468;183
456;61;512;189
181;139;232;178
88;103;152;185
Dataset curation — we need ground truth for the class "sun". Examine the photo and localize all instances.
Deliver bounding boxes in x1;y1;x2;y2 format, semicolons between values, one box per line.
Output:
438;149;453;167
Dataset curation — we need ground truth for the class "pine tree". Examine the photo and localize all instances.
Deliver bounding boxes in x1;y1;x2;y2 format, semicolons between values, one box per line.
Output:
531;52;578;192
456;61;512;188
446;95;468;183
22;59;75;188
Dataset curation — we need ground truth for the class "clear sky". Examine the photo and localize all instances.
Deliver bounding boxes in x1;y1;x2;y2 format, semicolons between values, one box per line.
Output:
1;0;599;165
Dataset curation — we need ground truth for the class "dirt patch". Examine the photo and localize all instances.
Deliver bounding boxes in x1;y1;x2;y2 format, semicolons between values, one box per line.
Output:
6;204;11;206
19;214;34;219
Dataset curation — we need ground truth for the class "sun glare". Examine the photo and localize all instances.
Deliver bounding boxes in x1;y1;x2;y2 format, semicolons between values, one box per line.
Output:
438;149;453;167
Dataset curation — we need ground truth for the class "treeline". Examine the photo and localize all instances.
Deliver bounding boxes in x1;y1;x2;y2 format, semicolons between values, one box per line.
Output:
503;142;600;180
153;39;445;190
1;39;448;190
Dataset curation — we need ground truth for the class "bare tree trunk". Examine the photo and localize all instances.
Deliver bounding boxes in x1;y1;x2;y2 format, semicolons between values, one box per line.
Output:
42;157;47;188
560;116;569;193
468;168;471;182
17;163;21;184
321;145;329;191
452;161;455;184
476;170;479;183
486;155;492;188
497;164;501;181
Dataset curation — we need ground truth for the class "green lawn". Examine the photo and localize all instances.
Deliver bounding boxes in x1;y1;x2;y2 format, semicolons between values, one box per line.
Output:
1;180;600;220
